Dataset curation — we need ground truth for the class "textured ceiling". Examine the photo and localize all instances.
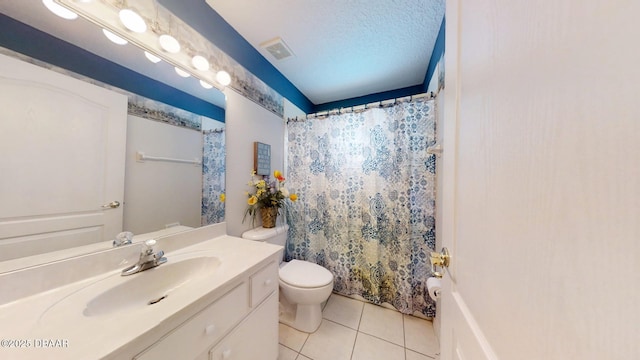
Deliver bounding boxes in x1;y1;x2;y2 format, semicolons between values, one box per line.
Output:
207;0;445;105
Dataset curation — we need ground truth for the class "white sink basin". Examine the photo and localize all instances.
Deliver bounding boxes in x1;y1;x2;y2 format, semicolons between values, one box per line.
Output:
83;256;220;317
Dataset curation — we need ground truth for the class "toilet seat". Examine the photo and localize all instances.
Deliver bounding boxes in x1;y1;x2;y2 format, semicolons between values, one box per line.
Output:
279;260;333;288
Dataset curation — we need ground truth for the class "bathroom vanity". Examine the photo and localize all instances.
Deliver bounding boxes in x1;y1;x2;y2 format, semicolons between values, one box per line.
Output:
0;224;282;360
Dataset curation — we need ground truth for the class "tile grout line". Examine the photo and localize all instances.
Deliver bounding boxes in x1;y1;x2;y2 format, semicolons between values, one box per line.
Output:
296;293;332;360
349;331;360;360
324;300;412;358
402;314;407;360
282;293;437;360
350;300;366;359
296;328;311;360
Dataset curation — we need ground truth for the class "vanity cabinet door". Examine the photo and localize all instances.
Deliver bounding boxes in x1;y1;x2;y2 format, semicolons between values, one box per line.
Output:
209;292;278;360
135;282;249;360
250;261;278;307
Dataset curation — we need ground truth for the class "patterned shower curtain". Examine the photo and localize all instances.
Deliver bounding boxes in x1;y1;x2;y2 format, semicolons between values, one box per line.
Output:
201;129;226;225
286;98;437;317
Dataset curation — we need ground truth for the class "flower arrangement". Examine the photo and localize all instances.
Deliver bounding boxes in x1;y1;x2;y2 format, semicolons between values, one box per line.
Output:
244;170;298;227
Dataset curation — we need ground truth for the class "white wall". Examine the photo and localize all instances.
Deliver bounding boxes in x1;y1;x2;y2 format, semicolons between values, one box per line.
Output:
225;89;286;237
427;62;440;93
283;97;306;120
123;115;202;234
202;117;225;131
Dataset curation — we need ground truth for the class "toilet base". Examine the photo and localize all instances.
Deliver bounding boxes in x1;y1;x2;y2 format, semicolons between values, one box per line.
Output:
278;295;323;333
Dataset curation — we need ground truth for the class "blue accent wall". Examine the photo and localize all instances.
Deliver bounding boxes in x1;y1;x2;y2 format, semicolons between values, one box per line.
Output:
0;13;225;122
158;0;315;114
160;0;446;113
2;4;445;117
422;17;445;92
314;85;425;112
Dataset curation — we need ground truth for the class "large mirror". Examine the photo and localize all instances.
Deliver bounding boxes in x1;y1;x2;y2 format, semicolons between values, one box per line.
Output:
0;2;226;268
122;110;226;237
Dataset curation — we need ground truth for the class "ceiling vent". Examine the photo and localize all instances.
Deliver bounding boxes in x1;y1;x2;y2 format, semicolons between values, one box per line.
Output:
261;37;294;61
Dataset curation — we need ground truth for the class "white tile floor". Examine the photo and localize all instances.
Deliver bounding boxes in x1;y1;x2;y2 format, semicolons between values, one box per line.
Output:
278;293;440;360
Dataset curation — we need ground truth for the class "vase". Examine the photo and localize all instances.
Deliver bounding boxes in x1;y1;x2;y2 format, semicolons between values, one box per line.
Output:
260;207;278;228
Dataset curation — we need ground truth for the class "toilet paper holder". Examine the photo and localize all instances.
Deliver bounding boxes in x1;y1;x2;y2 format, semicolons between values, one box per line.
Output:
430;247;450;279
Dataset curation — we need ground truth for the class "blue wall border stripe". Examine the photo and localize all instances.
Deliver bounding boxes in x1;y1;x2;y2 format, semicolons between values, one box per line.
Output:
158;0;315;114
314;85;425;112
423;17;446;93
0;13;225;122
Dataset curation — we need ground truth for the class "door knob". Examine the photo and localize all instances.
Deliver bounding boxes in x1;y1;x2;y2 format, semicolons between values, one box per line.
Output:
430;247;450;278
101;200;120;209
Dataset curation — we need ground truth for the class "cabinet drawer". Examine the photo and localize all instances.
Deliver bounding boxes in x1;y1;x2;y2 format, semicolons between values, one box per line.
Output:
135;282;249;360
209;292;279;360
250;262;278;307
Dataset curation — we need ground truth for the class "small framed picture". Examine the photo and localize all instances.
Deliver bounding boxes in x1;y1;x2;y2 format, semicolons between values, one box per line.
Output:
254;142;271;175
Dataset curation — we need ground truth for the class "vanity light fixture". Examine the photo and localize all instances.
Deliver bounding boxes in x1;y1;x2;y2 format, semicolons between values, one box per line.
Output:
191;55;210;71
200;80;213;89
53;0;227;91
42;0;78;20
102;29;128;45
216;71;232;86
159;34;180;53
175;67;191;78
119;9;147;33
144;51;162;64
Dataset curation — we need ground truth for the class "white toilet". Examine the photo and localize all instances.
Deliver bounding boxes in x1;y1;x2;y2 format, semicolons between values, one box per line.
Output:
242;224;334;333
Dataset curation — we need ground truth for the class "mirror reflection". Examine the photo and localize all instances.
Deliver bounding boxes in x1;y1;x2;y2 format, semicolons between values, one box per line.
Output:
0;17;226;266
122;113;226;236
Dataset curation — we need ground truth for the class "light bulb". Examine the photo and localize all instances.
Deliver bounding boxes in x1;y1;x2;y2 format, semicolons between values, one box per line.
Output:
199;80;213;89
102;29;128;45
119;9;147;33
216;71;231;86
174;67;190;78
42;0;78;20
159;35;180;53
191;55;210;71
144;51;161;63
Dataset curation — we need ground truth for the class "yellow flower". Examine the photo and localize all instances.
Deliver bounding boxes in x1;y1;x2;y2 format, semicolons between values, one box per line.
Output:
219;193;226;202
274;170;285;182
256;189;265;197
257;180;266;188
289;194;298;202
247;195;258;205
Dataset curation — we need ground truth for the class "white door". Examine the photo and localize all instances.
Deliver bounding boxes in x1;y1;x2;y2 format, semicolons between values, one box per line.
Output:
439;0;640;359
0;54;127;261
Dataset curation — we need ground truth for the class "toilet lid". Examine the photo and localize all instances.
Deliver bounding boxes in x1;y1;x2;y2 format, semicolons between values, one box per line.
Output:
279;260;334;288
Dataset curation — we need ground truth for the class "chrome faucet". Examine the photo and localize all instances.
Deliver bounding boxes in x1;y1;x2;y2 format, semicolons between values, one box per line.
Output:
121;239;167;276
113;231;133;247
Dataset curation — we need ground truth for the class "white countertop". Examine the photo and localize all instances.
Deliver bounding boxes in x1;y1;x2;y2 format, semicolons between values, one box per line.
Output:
0;232;282;360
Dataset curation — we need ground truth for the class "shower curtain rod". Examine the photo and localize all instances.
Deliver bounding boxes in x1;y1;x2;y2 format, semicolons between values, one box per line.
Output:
287;91;436;123
203;128;224;134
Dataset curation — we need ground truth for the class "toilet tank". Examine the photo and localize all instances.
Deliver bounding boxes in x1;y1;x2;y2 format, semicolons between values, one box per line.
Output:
242;225;289;260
